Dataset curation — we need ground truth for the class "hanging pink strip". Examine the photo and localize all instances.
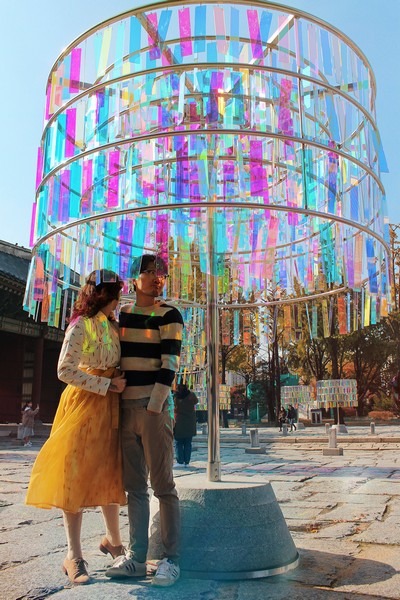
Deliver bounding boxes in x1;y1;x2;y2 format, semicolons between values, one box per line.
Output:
65;108;77;158
54;65;63;109
81;159;93;215
249;140;268;201
69;48;82;93
214;6;227;54
147;13;161;60
179;7;193;57
278;15;290;64
247;10;263;59
107;150;120;207
278;79;293;135
156;213;169;268
190;162;200;218
29;202;37;247
35;147;43;190
59;171;71;222
45;83;51;121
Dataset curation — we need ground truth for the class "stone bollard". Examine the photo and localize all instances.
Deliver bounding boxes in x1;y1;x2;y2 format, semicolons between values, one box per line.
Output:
249;428;259;447
325;423;331;434
370;422;376;435
201;423;208;435
323;426;343;455
245;428;265;454
328;428;337;448
282;423;288;437
241;422;247;436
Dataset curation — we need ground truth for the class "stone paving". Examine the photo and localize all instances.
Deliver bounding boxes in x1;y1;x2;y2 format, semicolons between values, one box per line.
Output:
2;424;400;599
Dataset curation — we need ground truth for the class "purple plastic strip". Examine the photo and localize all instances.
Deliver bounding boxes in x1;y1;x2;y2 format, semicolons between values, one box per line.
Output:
179;7;193;57
247;9;263;59
107;150;120;207
148;12;161;60
35;147;43;190
156;213;169;268
81;159;93;215
69;48;82;93
65;108;76;158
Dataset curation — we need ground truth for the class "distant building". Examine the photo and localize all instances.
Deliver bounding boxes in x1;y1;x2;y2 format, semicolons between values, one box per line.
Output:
0;240;64;423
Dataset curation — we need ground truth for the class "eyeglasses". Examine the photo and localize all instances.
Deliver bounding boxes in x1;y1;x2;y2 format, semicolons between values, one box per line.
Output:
141;269;169;279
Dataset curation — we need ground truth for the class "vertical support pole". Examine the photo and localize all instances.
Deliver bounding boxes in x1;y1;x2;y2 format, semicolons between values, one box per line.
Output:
206;208;221;482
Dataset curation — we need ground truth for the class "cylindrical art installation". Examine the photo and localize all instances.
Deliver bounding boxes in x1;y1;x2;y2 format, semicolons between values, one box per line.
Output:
25;0;391;336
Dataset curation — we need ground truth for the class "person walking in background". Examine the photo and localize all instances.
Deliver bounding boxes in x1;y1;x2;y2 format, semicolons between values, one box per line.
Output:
278;406;287;431
287;404;297;431
21;401;40;447
26;270;127;585
106;254;183;587
173;383;198;467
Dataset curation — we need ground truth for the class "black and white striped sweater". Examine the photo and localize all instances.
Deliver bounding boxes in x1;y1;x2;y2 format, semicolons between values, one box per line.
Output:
119;302;184;413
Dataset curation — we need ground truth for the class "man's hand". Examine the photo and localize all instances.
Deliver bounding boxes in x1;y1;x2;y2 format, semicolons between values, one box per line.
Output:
109;373;127;393
146;408;160;416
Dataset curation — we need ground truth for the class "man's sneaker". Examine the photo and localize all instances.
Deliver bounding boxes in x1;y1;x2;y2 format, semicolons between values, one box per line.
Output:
152;558;180;587
105;553;146;578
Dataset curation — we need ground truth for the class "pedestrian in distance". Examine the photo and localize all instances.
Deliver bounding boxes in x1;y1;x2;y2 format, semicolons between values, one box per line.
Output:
106;254;183;587
26;270;127;585
173;383;198;467
21;401;40;446
278;407;287;431
287;404;297;431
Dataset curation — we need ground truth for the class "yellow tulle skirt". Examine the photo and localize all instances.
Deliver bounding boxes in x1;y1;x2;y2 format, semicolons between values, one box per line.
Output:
26;368;126;513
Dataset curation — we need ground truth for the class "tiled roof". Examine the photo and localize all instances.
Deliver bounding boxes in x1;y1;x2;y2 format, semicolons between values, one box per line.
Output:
0;243;31;284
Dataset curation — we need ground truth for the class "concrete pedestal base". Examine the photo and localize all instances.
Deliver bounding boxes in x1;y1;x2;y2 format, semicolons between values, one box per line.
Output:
245;447;266;454
332;424;348;434
296;422;306;430
148;474;299;579
322;447;344;456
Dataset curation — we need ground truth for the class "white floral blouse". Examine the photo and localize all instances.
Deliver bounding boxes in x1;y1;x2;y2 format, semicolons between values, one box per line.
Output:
57;312;121;396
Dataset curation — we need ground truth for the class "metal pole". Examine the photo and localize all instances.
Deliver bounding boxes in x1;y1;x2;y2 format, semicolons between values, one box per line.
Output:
206;209;221;482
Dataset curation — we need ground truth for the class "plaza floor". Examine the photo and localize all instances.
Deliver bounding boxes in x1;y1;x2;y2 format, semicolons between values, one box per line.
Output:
2;423;400;599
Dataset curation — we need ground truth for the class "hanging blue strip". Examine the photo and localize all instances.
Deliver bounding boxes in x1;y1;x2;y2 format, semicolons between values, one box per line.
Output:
320;29;332;76
69;162;82;218
260;11;272;44
230;7;240;59
194;5;206;52
326;96;339;141
129;16;142;64
366;238;378;294
350;186;359;221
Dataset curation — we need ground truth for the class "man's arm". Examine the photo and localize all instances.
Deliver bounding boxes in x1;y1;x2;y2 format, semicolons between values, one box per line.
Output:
147;307;184;414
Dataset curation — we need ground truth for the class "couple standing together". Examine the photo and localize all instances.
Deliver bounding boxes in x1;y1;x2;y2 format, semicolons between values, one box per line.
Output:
26;254;183;588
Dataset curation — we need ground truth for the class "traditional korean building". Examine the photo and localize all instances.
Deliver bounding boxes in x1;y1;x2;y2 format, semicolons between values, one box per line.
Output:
0;240;64;423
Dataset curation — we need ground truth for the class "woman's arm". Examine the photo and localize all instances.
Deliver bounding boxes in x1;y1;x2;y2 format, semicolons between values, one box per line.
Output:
57;318;111;395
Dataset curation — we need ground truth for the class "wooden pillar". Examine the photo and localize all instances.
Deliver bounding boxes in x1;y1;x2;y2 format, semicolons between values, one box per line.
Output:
31;335;44;407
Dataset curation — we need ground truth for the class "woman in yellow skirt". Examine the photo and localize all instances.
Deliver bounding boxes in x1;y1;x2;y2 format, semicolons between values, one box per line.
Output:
26;269;127;584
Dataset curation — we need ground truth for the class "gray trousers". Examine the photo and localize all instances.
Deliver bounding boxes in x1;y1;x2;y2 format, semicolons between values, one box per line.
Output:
121;399;180;563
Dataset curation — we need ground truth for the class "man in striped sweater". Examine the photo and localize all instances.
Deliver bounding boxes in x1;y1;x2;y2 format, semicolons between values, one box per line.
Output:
106;254;183;587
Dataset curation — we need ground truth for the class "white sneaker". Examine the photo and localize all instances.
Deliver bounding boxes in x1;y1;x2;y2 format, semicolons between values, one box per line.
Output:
105;553;146;578
173;463;185;468
152;558;180;587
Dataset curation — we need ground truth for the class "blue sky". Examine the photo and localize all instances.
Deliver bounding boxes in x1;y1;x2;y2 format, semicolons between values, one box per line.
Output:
1;0;398;247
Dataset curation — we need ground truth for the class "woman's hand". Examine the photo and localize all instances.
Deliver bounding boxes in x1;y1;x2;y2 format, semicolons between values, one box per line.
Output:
109;373;127;393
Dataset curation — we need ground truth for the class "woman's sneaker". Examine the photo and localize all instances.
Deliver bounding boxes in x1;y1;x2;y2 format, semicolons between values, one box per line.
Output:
152;558;180;587
105;553;146;578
